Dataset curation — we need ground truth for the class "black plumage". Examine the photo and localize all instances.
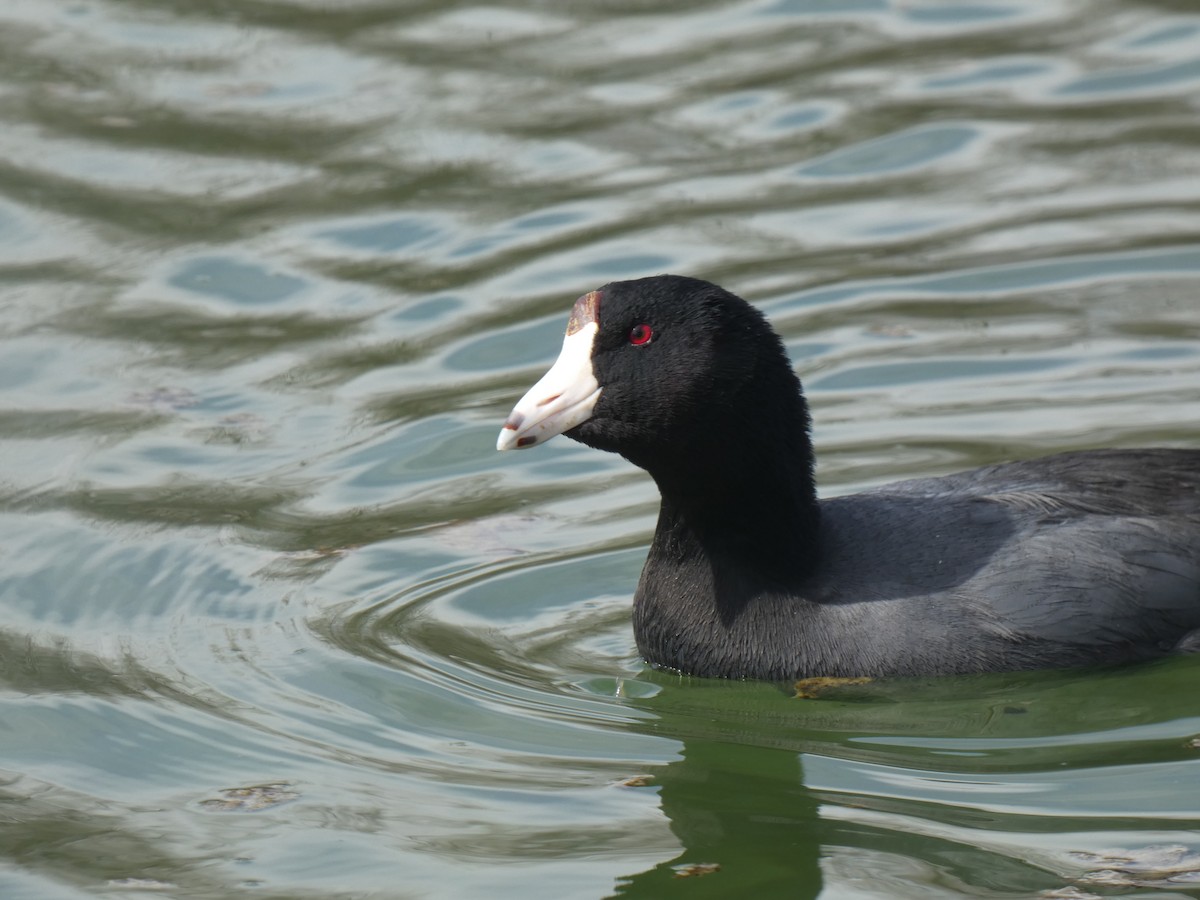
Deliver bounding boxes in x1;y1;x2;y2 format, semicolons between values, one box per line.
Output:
515;275;1200;680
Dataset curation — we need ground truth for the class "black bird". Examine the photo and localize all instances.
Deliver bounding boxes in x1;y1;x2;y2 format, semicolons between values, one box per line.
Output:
497;275;1200;680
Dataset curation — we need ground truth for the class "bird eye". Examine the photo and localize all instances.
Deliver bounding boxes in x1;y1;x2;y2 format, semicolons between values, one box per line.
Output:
628;324;654;345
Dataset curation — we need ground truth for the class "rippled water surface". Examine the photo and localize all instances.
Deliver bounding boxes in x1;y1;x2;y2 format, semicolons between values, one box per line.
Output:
3;1;1200;897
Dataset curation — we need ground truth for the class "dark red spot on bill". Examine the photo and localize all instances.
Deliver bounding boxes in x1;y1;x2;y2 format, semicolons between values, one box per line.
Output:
566;290;602;336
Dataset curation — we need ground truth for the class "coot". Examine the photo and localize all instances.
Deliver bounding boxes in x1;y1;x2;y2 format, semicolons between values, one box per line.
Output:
497;275;1200;679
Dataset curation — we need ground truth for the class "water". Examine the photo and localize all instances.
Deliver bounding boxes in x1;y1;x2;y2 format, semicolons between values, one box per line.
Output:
2;0;1200;897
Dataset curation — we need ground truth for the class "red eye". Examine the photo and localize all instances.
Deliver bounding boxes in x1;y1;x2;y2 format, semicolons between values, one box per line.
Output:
629;324;654;345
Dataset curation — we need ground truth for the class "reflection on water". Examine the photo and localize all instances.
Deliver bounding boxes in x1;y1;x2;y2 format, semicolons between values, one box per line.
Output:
1;0;1200;896
612;664;1200;897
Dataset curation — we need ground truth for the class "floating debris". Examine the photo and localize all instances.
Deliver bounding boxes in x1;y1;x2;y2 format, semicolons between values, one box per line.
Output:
672;862;720;879
1038;887;1101;899
1071;844;1200;889
199;782;299;812
197;412;272;445
793;676;873;699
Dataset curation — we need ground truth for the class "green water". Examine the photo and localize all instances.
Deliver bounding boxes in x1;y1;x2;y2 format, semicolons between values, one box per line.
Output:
2;0;1200;897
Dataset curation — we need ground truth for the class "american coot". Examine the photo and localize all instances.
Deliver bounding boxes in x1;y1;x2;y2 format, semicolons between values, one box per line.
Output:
497;275;1200;680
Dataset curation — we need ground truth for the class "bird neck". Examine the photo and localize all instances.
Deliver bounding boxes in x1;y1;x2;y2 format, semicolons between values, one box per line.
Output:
646;387;821;585
634;408;823;677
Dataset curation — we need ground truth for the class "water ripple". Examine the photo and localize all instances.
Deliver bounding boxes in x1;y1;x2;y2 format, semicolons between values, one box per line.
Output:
2;0;1200;895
